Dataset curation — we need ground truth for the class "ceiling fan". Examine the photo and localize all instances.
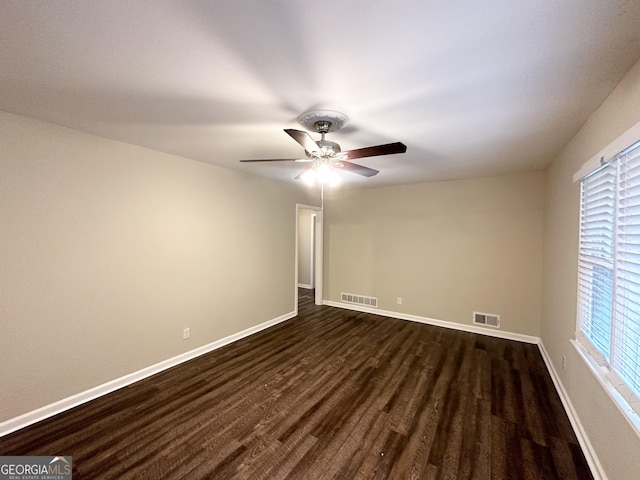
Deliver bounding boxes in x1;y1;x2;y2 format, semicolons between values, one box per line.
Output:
240;110;407;185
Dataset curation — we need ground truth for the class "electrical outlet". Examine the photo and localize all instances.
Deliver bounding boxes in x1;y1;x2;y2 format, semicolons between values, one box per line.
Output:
183;327;190;340
562;355;567;371
397;297;403;305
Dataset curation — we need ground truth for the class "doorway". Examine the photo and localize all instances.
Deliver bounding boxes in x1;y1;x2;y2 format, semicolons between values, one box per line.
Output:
296;204;323;309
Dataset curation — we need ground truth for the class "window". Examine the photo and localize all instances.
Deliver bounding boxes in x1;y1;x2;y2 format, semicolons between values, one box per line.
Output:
577;139;640;426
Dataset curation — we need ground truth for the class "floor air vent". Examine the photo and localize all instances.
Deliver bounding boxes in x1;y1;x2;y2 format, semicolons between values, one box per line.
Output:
341;292;378;308
473;311;500;328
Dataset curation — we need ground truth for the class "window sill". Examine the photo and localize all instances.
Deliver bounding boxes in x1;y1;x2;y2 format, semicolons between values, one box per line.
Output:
571;339;640;439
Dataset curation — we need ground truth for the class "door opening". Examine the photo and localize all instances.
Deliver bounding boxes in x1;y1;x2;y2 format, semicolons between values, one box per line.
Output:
296;204;323;309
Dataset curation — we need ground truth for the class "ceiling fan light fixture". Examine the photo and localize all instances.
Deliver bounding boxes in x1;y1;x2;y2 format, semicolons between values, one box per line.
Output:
300;168;316;186
299;160;343;187
315;162;333;183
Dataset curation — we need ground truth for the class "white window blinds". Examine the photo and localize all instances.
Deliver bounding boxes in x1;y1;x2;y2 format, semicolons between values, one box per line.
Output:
613;145;640;397
578;164;616;360
577;140;640;416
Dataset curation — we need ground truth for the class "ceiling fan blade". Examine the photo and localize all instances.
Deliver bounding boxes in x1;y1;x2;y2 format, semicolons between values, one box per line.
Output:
284;129;323;156
343;142;407;160
239;158;304;162
337;161;379;177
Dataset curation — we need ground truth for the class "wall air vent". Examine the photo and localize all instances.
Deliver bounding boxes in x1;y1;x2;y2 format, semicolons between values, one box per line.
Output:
341;292;378;308
473;311;500;328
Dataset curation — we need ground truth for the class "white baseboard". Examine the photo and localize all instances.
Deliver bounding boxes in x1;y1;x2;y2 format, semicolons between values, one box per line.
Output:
0;310;296;438
323;300;539;344
537;341;607;480
297;283;313;289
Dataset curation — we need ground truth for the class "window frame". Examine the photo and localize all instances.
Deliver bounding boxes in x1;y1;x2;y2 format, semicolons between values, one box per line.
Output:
573;122;640;438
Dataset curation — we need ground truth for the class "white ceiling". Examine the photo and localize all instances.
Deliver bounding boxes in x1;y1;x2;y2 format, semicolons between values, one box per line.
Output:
2;1;640;187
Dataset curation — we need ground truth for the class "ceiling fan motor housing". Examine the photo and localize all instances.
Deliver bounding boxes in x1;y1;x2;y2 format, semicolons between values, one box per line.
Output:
316;140;341;155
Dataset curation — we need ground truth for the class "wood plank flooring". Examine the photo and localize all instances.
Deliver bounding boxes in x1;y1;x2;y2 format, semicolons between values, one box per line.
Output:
0;289;593;479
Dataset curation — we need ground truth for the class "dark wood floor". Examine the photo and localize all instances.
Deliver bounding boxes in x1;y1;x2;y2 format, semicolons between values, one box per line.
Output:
0;289;593;479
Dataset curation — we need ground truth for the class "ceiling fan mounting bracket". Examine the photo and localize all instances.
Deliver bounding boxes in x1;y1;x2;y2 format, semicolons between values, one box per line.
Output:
297;110;349;133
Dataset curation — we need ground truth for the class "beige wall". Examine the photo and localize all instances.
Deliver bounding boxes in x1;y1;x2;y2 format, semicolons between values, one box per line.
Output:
0;112;308;423
542;58;640;479
324;173;545;336
297;209;314;287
